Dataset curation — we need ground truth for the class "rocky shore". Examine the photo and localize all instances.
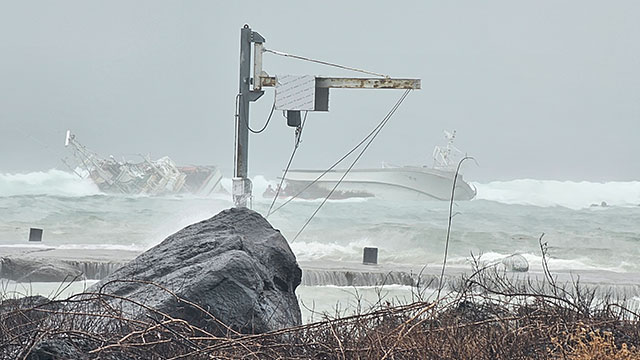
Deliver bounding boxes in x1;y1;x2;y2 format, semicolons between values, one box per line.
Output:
2;208;640;358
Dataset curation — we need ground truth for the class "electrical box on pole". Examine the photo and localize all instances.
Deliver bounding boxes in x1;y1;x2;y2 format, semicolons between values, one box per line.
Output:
233;24;421;207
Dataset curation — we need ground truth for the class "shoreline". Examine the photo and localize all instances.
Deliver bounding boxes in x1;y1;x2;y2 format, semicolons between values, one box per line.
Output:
2;245;640;296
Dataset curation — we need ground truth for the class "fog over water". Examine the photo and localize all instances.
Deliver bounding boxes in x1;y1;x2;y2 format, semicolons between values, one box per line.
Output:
1;1;639;182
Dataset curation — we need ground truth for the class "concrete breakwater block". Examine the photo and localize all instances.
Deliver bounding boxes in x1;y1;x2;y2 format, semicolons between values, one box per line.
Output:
0;257;84;282
0;255;128;282
86;207;302;335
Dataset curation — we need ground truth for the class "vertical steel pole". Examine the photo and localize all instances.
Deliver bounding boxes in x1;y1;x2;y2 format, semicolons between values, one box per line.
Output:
233;25;252;207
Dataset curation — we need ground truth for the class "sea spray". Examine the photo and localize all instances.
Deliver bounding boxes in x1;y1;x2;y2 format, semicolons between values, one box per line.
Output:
1;171;639;274
0;169;100;197
474;179;640;209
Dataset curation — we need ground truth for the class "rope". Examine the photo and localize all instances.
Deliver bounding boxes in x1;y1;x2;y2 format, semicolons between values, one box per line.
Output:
235;94;276;134
291;89;412;242
268;89;408;217
266;111;308;217
249;101;275;134
264;48;389;78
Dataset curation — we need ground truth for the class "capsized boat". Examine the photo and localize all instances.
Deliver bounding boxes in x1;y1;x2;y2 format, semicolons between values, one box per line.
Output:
280;131;476;201
62;131;223;196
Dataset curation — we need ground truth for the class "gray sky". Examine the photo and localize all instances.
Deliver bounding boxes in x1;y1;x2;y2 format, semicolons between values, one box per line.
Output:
1;1;638;182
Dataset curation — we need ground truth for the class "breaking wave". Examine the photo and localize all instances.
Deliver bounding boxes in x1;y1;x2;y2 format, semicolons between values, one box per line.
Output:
3;171;639;211
219;175;274;199
446;251;607;272
222;176;640;209
0;169;100;197
473;179;640;210
219;176;369;204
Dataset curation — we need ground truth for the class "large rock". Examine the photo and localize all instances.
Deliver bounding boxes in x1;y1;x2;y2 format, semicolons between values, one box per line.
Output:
26;338;89;360
88;207;302;335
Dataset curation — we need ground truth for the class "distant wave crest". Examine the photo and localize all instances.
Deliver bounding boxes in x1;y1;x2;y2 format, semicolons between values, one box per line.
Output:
0;169;101;197
3;171;639;210
474;179;640;209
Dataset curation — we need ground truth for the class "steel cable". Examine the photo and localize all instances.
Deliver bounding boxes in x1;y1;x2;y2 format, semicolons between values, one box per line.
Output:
266;111;308;217
264;48;389;78
268;89;411;217
291;89;412;242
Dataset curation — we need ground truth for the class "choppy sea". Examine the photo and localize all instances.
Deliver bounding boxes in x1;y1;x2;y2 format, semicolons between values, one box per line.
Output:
2;169;640;321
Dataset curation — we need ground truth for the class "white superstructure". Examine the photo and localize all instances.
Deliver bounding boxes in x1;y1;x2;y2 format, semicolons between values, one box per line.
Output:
280;131;476;201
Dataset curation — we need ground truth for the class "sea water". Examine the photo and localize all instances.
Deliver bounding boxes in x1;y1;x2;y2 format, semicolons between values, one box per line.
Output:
2;170;640;321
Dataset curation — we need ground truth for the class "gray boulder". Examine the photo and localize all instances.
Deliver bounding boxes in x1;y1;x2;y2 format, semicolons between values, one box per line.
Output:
88;207;302;335
26;338;89;360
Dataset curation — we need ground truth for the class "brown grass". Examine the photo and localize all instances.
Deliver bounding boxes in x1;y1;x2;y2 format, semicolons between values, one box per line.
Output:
2;255;640;359
0;237;637;359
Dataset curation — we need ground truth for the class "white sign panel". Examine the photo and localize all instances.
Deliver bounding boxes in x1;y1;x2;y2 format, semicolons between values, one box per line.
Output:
275;75;315;111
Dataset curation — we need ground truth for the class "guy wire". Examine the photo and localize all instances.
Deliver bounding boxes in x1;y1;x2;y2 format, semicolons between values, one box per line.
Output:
267;111;308;217
264;48;389;78
269;90;411;216
291;89;411;242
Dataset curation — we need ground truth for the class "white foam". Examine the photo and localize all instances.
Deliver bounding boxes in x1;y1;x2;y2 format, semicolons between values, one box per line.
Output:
0;243;145;252
221;175;371;204
56;243;146;252
307;284;416;291
0;279;99;299
282;197;370;204
5;171;639;210
473;179;640;209
0;169;100;197
447;251;611;272
0;244;53;249
291;239;372;262
219;175;277;199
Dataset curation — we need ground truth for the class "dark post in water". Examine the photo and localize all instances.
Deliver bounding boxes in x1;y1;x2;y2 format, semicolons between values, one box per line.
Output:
29;228;43;242
363;247;378;265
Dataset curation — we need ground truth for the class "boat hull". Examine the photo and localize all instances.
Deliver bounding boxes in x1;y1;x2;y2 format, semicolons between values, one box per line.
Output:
282;167;476;201
63;131;224;196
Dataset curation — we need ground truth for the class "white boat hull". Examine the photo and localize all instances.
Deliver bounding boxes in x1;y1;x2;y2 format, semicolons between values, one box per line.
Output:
282;167;476;201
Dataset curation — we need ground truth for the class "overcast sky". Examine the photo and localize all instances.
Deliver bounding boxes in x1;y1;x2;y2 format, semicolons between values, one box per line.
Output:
1;1;638;182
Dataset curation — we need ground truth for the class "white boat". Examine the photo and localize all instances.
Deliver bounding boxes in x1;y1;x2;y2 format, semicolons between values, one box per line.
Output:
62;131;223;196
279;131;476;201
